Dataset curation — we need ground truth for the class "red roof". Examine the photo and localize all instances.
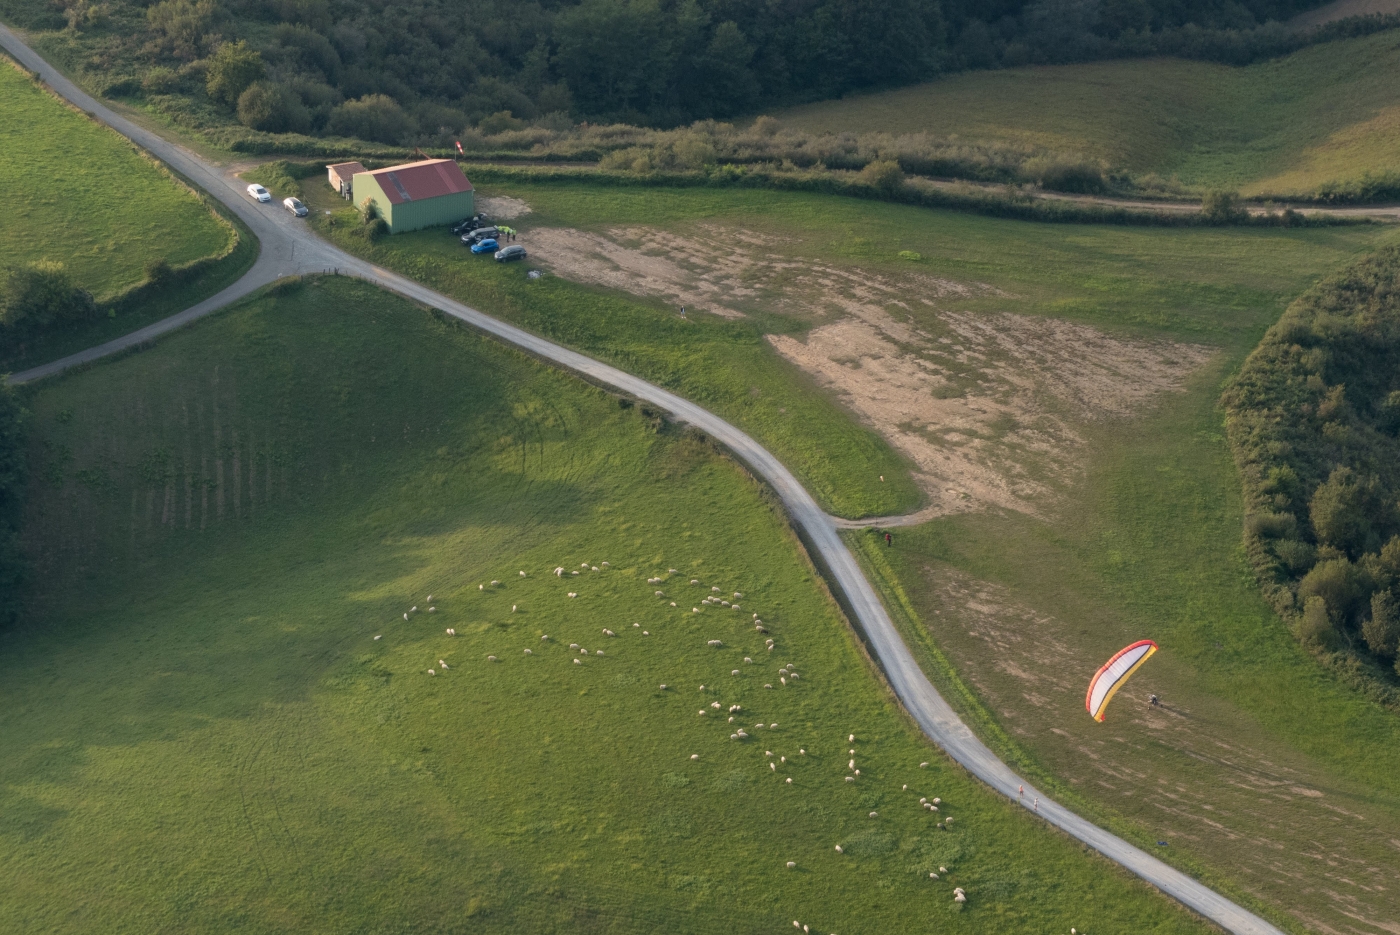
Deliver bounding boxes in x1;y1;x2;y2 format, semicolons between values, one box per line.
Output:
327;161;366;184
361;159;473;205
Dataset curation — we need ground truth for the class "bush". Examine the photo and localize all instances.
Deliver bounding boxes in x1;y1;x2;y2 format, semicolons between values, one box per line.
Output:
1296;596;1336;647
858;159;906;196
237;81;311;134
1364;589;1400;660
1310;467;1396;558
0;260;97;336
328;94;414;145
1297;556;1369;630
144;257;173;285
205;40;265;107
1201;190;1247;224
1024;156;1105;194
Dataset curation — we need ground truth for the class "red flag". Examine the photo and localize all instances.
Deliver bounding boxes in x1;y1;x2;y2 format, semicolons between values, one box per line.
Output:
455;140;464;154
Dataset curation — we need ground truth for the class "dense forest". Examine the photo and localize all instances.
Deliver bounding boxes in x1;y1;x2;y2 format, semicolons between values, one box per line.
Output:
0;0;1348;144
1223;246;1400;689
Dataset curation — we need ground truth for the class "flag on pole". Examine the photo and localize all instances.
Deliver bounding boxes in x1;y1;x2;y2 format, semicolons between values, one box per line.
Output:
455;140;464;154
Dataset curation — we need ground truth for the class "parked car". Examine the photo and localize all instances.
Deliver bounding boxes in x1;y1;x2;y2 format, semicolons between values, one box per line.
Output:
462;226;499;245
246;183;271;203
494;244;527;262
451;215;490;235
283;197;308;217
470;238;499;254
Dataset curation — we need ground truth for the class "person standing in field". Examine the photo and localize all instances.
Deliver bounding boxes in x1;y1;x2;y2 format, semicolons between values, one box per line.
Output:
884;531;892;547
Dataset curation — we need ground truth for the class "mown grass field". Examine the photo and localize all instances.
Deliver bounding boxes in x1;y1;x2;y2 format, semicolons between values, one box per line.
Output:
1;276;1218;934
0;55;255;373
778;30;1400;197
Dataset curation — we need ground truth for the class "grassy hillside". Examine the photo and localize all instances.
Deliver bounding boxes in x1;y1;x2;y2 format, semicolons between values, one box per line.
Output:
779;29;1400;198
2;276;1215;934
0;55;254;373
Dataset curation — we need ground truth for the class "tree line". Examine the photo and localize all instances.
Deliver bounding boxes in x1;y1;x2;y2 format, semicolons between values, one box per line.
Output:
1223;246;1400;691
3;0;1369;146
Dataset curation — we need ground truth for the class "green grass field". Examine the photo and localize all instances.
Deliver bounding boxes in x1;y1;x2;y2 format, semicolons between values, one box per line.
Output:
1;276;1219;934
778;30;1400;197
260;174;1388;524
0;57;232;299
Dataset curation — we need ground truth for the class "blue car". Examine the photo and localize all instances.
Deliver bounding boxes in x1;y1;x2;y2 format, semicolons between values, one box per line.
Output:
470;238;498;254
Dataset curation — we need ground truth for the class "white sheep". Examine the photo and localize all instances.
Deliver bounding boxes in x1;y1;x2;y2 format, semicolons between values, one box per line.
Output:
869;811;878;818
744;657;752;663
404;613;409;620
845;777;855;782
595;650;605;656
785;777;793;784
693;608;700;613
519;571;526;577
439;659;449;669
602;562;610;567
734;592;743;598
690;753;698;760
930;872;938;879
479;585;484;590
730;733;737;739
711;702;721;709
711;586;720;592
699;710;707;715
780;677;786;685
668;568;677;574
643;630;649;635
490;580;499;586
732;669;740;676
849;759;856;770
765;683;773;689
426;595;433;602
428;607;436;613
770;723;777;729
786;862;796;869
770;763;776;771
411;606;417;612
512;605;517;612
542;635;549;641
954;894;966;904
374;635;382;640
754;723;763;730
732;605;740;611
571;571;579;576
570;643;580;650
707;639;722;647
798;749;805;755
447;628;455;635
854;769;860;775
568;592;577;598
736;730;748;738
428;669;436;675
834;845;843;853
660;684;668;690
524;649;532;655
729;704;741;712
920;762;929;768
849;734;855;742
691;579;699;585
655;590;665;597
633;623;640;627
574;658;581;665
602;628;614;636
581;563;589;568
591;566;599;572
555;568;564;577
487;655;496;662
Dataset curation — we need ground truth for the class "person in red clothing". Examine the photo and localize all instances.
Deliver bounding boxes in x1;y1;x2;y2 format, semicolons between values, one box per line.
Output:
884;531;892;547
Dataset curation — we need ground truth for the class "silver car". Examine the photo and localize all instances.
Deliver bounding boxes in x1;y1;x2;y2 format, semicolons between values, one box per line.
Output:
283;197;308;217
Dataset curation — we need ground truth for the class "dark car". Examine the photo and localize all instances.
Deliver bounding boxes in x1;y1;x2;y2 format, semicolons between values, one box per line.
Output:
450;215;490;235
461;226;499;245
494;244;527;262
470;238;499;255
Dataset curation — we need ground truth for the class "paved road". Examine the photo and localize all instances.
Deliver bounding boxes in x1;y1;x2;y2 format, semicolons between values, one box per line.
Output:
1;23;1287;935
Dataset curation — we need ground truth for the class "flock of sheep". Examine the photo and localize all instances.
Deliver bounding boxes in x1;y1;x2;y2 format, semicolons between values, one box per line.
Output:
373;559;978;920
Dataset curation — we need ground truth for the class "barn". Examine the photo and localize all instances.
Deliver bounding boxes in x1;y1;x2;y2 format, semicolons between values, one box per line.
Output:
351;159;474;234
325;161;366;198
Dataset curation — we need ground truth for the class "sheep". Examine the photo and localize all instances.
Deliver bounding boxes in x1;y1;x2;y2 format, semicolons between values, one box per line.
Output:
524;649;533;655
542;635;549;641
591;566;599;572
519;571;526;577
411;606;418;612
854;769;860;776
487;655;497;662
428;607;436;613
849;749;855;755
602;562;610;567
693;608;700;613
707;639;722;647
730;733;737;739
660;684;668;690
780;677;786;685
691;579;699;585
770;723;778;729
753;613;760;620
711;586;720;592
736;730;748;738
596;650;605;656
932;798;940;804
929;873;938;879
755;625;767;633
512;605;517;613
447;628;456;635
785;777;792;784
903;785;909;791
428;669;436;675
869;811;878;818
574;658;582;665
555;568;564;577
569;643;580;650
439;659;449;669
849;759;856;770
568;592;577;598
728;716;735;723
920;762;929;768
603;628;615;637
765;750;774;757
834;845;843;853
655;590;665;597
732;605;741;611
780;756;786;763
572;571;579;576
579;647;588;655
849;734;855;742
404;614;409;620
699;710;707;716
919;797;927;804
744;657;752;663
729;705;741;712
374;635;382;640
643;630;650;635
633;623;641;627
490;580;499;586
732;669;740;676
770;763;776;772
734;592;743;598
786;862;796;869
699;685;706;691
581;563;589;568
953;894;966;904
939;867;947;873
720;600;730;607
479;585;484;590
768;645;775;651
690;753;698;760
711;702;722;709
426;595;433;602
953;887;965;896
845;777;855;782
670;602;676;607
799;749;805;755
765;684;773;689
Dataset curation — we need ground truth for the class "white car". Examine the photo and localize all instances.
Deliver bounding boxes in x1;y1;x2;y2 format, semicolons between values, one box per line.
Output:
283;197;308;217
246;183;271;203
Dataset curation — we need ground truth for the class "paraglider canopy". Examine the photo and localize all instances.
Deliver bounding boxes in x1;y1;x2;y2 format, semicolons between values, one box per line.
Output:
1086;639;1158;722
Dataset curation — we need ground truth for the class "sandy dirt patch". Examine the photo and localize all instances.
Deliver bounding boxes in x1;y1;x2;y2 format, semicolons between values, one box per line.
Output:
924;568;1400;934
770;312;1214;516
477;195;533;219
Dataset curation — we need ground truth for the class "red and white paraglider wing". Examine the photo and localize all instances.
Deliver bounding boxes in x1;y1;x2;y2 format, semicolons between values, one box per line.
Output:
1085;639;1158;722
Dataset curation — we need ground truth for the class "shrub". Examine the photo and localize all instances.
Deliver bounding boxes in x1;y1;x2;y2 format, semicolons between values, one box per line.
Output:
1310;467;1395;558
144;258;173;285
237;81;311;134
858;159;906;196
205;40;265;106
1201;190;1247;224
1024;156;1105;194
1364;589;1400;660
1296;596;1336;647
1297;556;1369;630
0;260;97;335
328;94;414;144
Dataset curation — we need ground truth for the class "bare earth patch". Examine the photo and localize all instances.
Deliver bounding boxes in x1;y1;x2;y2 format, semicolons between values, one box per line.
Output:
926;568;1400;935
477;195;533;220
770;312;1214;517
526;222;1214;516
